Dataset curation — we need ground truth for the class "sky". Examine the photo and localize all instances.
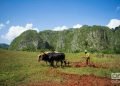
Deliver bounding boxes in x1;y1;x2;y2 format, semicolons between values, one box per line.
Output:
0;0;120;44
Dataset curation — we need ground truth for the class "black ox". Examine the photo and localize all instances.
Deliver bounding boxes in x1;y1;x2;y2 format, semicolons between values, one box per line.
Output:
38;52;66;67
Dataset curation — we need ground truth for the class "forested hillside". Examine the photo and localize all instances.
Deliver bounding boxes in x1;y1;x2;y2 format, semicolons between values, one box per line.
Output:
9;25;120;53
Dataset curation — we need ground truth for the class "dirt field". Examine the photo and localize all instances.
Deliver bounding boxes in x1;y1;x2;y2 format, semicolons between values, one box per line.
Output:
26;67;113;86
25;61;120;86
71;61;109;68
1;50;120;86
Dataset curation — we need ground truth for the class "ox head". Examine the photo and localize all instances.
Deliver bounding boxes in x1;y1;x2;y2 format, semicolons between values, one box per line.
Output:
38;54;41;62
38;53;48;62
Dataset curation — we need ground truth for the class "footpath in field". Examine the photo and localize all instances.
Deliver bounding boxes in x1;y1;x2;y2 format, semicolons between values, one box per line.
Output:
27;67;118;86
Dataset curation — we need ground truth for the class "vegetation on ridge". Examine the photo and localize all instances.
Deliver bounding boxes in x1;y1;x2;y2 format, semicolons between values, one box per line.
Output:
9;25;120;53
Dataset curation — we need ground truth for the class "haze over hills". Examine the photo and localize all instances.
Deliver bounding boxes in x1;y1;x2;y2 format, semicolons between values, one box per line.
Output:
0;43;9;49
9;25;120;53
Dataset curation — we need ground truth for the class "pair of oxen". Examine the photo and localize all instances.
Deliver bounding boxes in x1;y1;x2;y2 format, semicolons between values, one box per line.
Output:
38;52;69;67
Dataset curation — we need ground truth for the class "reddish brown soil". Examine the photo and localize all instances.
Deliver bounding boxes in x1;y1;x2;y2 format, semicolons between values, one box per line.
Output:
27;81;63;86
60;73;112;86
23;61;120;86
25;68;119;86
26;77;113;86
70;61;109;68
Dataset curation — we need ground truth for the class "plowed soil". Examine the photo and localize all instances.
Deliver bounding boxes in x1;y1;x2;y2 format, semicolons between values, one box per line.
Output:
26;67;119;86
70;61;109;68
23;61;120;86
27;75;112;86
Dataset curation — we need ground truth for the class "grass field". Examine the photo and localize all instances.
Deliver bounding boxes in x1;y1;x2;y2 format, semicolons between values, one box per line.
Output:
0;49;120;86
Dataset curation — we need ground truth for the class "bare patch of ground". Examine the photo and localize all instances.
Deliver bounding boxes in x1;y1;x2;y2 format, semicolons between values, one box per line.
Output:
71;61;109;68
25;68;116;86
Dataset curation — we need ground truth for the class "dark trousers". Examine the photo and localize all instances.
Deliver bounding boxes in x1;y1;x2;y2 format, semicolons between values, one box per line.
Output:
86;57;90;65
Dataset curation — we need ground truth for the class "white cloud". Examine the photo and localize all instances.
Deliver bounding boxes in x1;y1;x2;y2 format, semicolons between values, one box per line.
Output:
52;24;83;31
106;19;120;29
1;23;39;41
0;23;5;29
0;20;10;30
73;24;82;28
52;25;68;31
6;20;10;24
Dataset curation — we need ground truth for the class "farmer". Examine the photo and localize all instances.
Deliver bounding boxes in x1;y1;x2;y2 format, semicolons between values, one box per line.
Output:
84;50;90;65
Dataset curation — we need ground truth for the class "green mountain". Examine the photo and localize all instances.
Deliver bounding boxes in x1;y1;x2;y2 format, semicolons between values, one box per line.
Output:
9;25;120;53
0;43;9;49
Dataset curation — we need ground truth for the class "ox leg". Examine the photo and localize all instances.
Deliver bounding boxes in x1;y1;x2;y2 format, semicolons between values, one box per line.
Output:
64;60;67;66
50;61;52;66
61;60;63;67
50;61;54;67
56;61;58;67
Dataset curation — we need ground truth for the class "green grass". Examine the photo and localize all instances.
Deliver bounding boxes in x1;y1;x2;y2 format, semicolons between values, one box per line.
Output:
0;49;120;85
59;67;111;77
0;49;62;85
59;53;120;78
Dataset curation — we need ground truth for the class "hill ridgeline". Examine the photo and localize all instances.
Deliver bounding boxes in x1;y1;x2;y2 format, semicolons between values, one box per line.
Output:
9;25;120;53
